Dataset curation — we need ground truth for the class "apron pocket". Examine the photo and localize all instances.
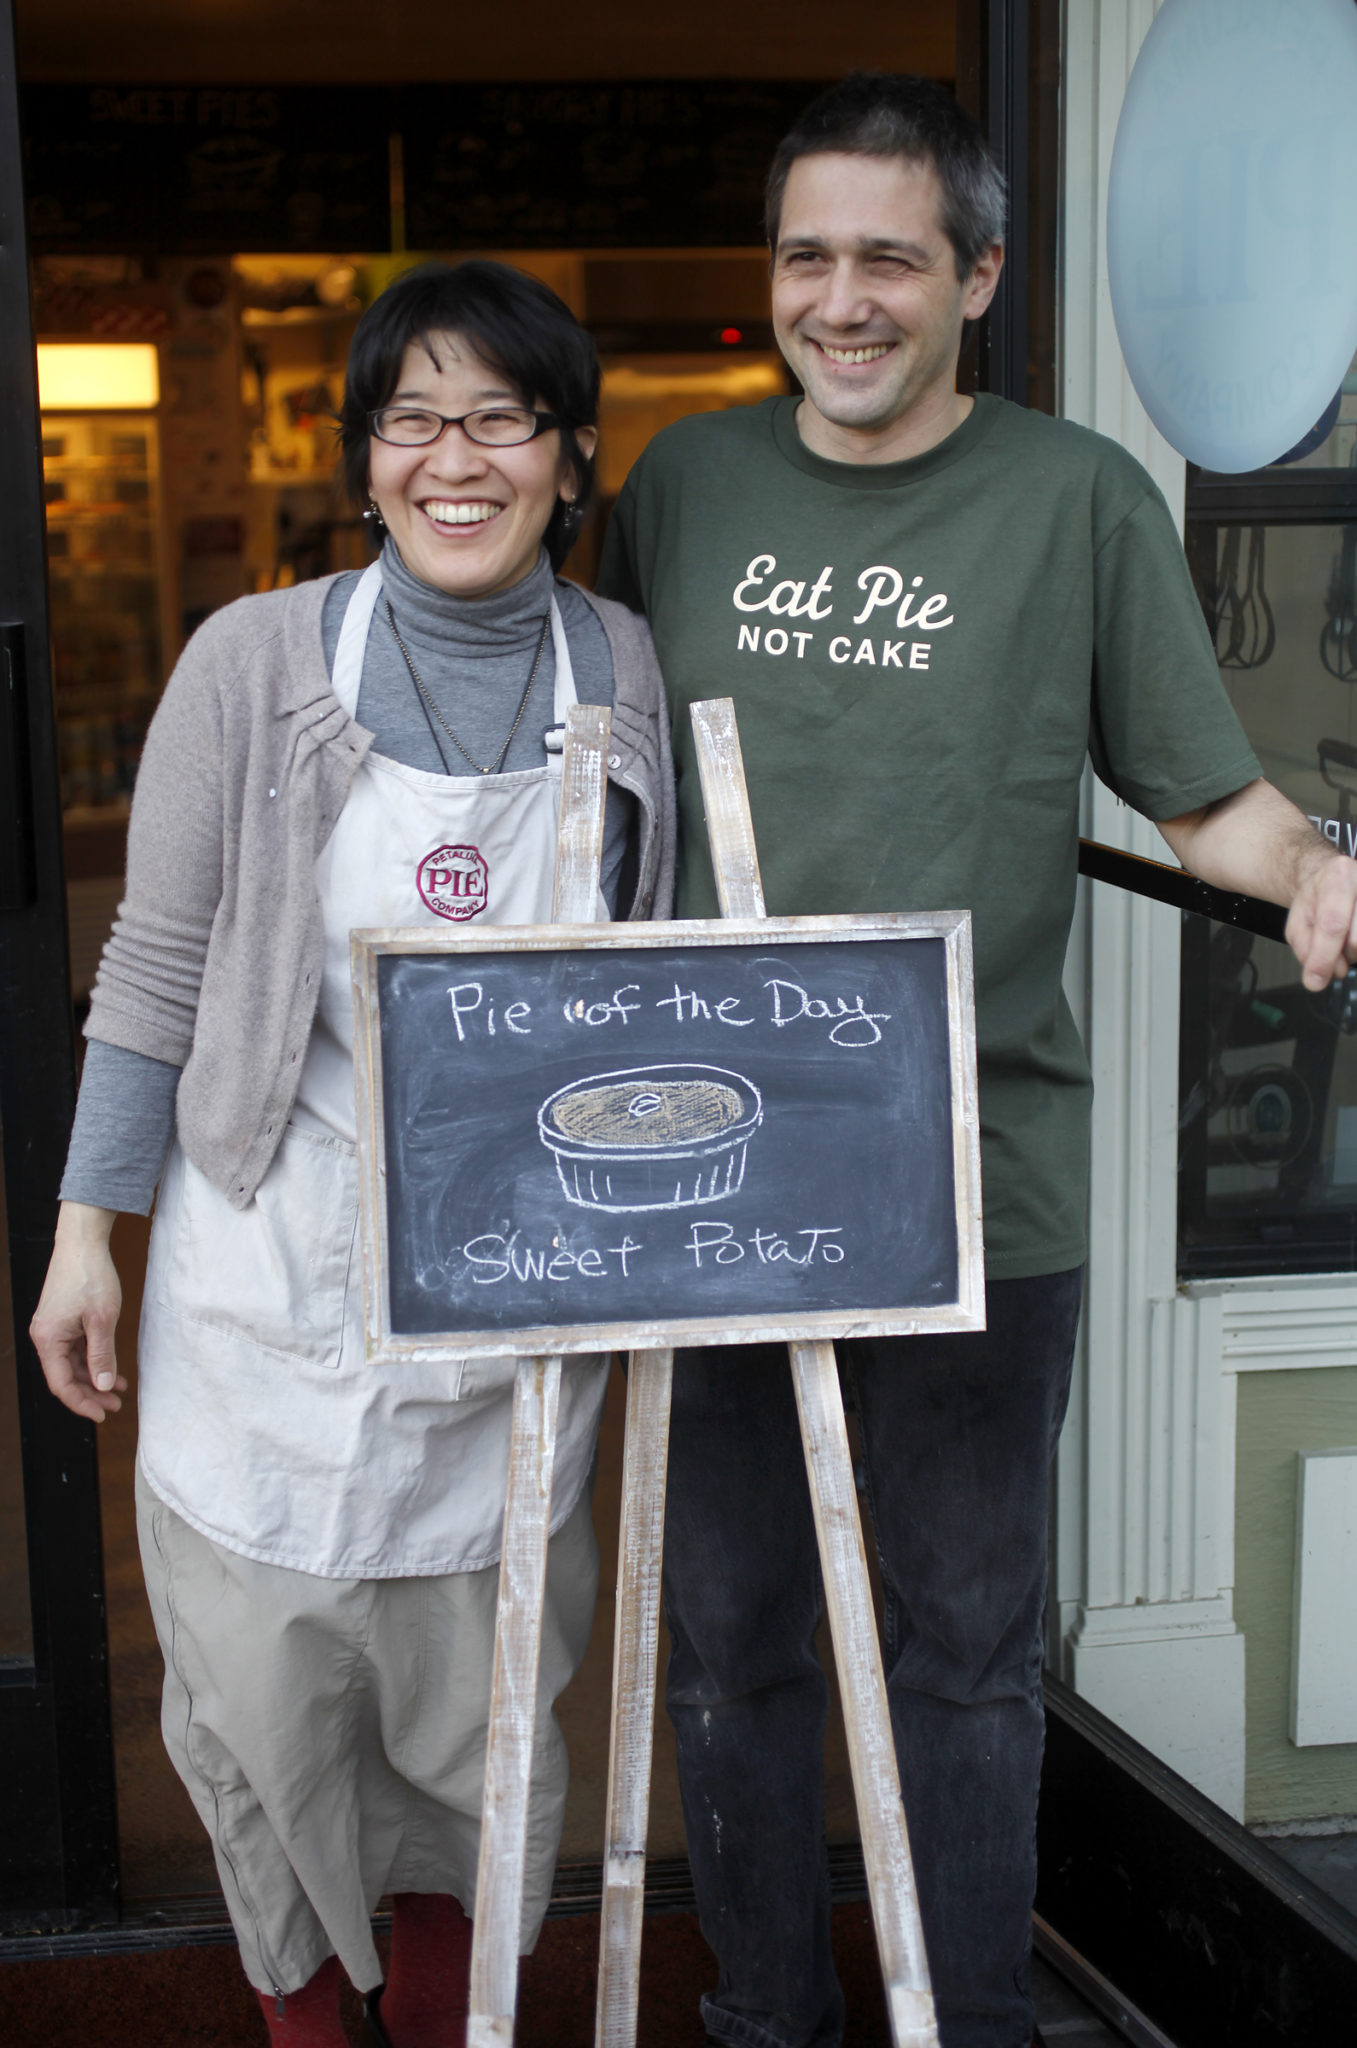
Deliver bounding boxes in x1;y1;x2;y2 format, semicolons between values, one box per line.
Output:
154;1125;358;1370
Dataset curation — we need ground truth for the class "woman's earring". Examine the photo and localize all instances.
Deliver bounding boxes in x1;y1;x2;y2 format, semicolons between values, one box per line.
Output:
364;496;385;529
560;497;584;538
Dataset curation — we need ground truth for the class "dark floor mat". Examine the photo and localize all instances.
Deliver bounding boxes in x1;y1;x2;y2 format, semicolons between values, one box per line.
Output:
1;1903;893;2048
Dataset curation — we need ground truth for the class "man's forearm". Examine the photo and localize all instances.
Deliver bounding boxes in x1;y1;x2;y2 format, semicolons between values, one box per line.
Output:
1156;778;1332;905
1157;778;1357;990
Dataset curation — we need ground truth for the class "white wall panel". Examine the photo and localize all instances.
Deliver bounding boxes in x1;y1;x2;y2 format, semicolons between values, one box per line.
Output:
1291;1450;1357;1748
1055;0;1246;1815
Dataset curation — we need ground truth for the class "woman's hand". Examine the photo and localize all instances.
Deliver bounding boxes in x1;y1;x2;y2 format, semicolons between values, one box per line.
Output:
29;1203;127;1423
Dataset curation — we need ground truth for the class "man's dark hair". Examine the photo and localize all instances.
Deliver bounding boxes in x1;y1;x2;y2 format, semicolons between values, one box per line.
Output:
339;259;600;570
765;72;1007;281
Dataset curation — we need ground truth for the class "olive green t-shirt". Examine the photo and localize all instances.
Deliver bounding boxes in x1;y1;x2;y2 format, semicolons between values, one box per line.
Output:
597;393;1260;1279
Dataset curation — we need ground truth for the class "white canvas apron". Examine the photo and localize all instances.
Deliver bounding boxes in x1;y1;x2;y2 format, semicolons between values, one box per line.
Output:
137;561;611;1577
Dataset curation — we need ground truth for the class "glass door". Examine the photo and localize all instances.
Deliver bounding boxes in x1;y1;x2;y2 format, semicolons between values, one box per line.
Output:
1179;354;1357;1275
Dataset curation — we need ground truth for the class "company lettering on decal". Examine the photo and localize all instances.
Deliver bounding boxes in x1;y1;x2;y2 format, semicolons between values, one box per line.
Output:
1310;815;1357;862
730;554;954;670
417;843;489;922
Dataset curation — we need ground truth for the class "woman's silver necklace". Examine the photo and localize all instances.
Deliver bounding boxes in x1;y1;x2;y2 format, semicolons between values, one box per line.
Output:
383;597;551;777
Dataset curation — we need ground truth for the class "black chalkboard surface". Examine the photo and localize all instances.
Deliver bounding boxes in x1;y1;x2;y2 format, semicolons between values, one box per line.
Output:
23;79;821;257
401;81;826;251
24;86;389;254
353;915;983;1360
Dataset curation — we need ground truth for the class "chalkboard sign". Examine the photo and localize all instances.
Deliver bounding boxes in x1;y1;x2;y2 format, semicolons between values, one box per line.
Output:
353;913;983;1361
24;79;822;256
24;86;390;254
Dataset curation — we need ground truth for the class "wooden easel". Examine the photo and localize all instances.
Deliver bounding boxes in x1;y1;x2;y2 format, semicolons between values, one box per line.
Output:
466;699;939;2048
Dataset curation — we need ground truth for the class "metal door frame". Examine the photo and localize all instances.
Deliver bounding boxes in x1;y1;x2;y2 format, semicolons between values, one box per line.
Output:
957;0;1031;405
0;0;119;1933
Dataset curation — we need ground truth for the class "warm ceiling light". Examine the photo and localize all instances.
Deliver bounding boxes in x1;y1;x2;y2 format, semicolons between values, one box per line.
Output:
37;343;160;410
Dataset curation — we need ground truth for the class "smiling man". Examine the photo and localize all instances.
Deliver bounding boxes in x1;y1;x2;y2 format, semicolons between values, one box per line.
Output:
769;148;999;462
597;73;1357;2048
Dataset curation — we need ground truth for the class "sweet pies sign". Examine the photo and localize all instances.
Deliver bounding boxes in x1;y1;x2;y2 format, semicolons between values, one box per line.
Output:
351;913;983;1362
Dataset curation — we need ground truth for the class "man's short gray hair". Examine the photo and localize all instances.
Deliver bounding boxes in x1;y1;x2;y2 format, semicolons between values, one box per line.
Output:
765;72;1007;282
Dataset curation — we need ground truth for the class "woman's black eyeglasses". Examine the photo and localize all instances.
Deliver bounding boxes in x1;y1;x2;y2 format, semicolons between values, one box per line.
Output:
369;406;562;449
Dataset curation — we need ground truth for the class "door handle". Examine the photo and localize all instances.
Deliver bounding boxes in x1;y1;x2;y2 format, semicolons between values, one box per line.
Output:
0;620;36;910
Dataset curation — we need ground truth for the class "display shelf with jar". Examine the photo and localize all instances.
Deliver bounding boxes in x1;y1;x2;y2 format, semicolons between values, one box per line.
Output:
42;412;165;816
40;407;167;1002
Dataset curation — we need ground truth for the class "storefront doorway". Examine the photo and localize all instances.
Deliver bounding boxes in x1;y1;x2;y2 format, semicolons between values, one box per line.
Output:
2;0;1055;1937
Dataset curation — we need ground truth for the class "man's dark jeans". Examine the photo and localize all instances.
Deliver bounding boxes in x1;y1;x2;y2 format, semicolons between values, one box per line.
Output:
662;1268;1083;2048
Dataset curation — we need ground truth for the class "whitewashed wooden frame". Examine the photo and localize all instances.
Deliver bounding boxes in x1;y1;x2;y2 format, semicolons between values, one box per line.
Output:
351;909;984;1365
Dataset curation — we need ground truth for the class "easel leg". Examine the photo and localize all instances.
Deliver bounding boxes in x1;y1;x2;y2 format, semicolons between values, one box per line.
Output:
690;697;941;2042
594;1348;675;2048
788;1340;939;2048
468;1354;563;2048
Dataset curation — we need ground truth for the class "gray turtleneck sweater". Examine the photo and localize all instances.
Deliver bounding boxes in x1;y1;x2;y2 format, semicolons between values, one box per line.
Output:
63;541;633;1212
332;540;619;789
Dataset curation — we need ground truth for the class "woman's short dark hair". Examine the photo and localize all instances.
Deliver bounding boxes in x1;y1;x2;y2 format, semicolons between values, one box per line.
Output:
339;259;600;570
765;73;1007;281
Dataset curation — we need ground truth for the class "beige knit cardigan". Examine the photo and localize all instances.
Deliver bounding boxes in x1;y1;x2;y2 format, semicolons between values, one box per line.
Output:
87;573;676;1209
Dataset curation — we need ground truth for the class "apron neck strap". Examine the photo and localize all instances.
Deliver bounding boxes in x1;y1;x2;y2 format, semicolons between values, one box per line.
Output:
331;560;383;719
550;591;576;721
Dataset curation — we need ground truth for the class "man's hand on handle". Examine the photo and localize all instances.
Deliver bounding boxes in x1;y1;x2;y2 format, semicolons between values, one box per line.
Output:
30;1201;126;1423
1284;847;1357;992
1158;778;1357;989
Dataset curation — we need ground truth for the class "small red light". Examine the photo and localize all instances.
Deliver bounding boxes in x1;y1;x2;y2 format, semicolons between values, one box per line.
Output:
720;327;743;345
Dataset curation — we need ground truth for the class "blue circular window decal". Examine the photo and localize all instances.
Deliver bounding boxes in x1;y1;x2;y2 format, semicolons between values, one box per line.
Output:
1108;0;1357;474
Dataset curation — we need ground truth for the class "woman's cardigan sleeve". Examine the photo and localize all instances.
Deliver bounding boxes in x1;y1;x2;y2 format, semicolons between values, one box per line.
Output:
84;608;232;1067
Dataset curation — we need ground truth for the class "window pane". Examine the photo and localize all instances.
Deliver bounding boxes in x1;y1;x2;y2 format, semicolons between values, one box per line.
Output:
1209;521;1357;826
1180;500;1357;1274
1180;915;1357;1274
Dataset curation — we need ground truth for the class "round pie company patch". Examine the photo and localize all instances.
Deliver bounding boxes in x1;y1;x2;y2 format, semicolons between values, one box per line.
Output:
416;843;489;922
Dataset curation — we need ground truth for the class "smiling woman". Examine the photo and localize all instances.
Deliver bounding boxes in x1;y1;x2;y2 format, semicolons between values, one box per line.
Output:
363;347;580;597
339;260;600;598
28;256;675;2048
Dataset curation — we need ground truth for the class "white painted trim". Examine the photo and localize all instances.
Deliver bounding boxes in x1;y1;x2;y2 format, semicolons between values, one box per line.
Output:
1253;1814;1357;1839
1069;1626;1247;1819
1059;0;1185;520
1052;0;1249;1812
1218;1292;1357;1375
1068;1595;1238;1648
1182;1273;1357;1372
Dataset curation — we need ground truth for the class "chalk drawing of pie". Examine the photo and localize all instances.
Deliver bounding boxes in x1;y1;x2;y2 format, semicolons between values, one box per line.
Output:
538;1064;763;1213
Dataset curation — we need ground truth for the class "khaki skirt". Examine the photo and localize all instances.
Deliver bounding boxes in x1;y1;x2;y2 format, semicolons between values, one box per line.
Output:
136;1462;599;1997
